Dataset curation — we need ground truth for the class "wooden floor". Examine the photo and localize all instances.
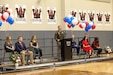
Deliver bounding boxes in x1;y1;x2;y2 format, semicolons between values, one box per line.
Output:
1;54;113;75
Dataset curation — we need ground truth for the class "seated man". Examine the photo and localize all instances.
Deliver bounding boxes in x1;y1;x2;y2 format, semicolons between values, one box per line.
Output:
71;34;80;55
15;36;34;66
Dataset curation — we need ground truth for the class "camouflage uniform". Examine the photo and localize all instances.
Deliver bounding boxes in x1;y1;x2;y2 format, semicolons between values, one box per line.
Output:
54;31;64;60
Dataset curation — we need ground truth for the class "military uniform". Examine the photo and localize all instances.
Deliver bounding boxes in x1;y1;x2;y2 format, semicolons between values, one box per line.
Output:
54;30;64;60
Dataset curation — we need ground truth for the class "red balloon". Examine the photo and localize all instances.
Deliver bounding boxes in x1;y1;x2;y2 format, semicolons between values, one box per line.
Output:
85;22;89;27
67;24;71;28
92;25;96;30
76;20;80;25
1;15;6;21
6;11;11;16
79;24;83;29
63;18;66;22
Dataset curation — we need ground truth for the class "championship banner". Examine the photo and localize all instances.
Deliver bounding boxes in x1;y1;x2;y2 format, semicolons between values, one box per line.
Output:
15;4;26;23
32;6;42;24
96;12;103;25
47;7;56;24
70;9;77;17
0;4;9;14
78;10;86;22
104;12;111;25
88;11;95;22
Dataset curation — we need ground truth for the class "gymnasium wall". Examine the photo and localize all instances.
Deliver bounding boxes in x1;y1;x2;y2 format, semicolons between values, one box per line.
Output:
0;0;113;58
0;0;112;31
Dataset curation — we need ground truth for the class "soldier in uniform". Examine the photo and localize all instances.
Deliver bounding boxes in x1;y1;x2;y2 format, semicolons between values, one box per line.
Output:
54;25;65;61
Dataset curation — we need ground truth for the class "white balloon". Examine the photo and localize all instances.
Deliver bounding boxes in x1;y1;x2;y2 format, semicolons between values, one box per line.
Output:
68;14;72;18
82;22;86;28
89;21;94;25
3;12;9;19
72;17;78;25
0;13;2;20
10;14;14;18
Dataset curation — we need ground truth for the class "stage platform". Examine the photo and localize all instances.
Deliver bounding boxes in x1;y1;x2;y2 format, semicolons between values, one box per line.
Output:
1;56;113;73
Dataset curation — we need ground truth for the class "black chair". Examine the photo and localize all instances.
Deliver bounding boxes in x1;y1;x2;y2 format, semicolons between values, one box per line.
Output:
27;47;42;63
3;50;13;63
27;47;39;59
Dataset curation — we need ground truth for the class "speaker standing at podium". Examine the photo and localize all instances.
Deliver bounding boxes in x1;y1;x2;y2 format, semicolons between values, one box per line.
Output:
54;25;65;61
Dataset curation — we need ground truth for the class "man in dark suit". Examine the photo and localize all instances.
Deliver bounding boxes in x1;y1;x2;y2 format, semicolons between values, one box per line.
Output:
71;34;80;56
15;36;34;66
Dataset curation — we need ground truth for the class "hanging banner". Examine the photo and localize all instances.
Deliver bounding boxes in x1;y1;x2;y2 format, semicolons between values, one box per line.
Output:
15;4;26;23
0;4;9;14
32;6;42;24
79;10;86;22
70;9;77;17
47;7;56;24
88;11;95;22
96;12;103;25
104;12;111;25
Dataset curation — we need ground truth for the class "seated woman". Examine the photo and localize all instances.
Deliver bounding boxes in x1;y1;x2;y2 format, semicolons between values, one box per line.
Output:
82;35;92;58
29;35;42;59
4;36;21;63
71;34;80;55
92;37;102;57
4;36;15;52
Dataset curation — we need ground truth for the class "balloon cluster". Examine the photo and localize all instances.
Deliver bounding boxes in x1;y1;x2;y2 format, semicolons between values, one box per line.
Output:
63;15;80;28
0;9;14;26
63;15;96;32
79;21;96;32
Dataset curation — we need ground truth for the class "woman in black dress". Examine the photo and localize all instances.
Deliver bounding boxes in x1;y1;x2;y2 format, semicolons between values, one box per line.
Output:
4;36;15;52
29;35;42;59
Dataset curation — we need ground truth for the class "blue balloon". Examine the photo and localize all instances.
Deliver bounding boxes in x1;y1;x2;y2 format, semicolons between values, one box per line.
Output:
64;17;69;22
64;16;74;24
64;17;71;24
7;16;14;25
85;27;89;32
70;17;74;21
67;19;72;24
87;24;92;30
0;21;2;26
67;17;74;24
65;18;71;24
85;24;92;32
71;23;75;28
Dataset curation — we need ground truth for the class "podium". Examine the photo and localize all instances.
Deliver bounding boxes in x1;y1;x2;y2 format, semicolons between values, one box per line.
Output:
61;38;72;61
